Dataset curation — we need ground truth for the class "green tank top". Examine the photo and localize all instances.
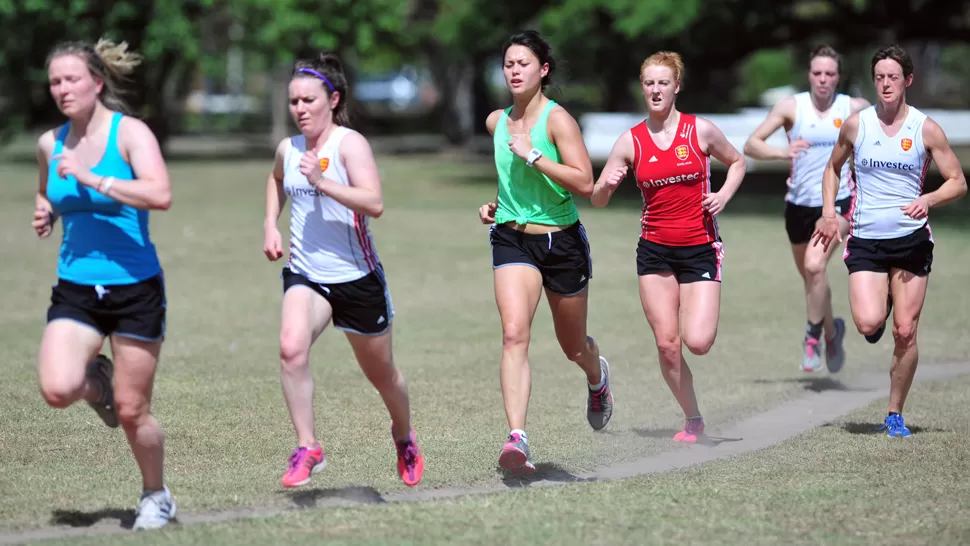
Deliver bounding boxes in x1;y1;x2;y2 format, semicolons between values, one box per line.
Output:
493;100;580;226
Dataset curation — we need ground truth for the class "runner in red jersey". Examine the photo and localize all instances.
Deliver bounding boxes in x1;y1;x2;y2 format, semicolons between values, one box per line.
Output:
633;112;719;246
591;51;747;443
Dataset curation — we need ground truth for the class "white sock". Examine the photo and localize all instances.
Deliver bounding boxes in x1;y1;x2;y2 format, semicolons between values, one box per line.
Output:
588;362;606;391
510;429;528;443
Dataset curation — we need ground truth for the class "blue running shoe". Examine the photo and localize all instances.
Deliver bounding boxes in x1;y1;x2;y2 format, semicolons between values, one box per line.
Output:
878;413;912;438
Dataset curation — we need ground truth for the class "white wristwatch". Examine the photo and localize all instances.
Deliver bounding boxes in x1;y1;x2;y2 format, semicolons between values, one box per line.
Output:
525;148;543;167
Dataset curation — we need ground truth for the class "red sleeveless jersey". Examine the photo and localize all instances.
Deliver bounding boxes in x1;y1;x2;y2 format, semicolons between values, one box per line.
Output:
631;113;718;247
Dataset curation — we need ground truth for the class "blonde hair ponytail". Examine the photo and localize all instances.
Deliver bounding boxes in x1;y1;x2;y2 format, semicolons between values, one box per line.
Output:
46;36;143;115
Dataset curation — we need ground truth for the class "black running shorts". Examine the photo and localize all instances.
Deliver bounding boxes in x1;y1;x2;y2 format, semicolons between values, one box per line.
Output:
47;273;167;342
843;224;934;277
489;221;592;296
636;238;724;284
282;265;393;335
784;197;852;245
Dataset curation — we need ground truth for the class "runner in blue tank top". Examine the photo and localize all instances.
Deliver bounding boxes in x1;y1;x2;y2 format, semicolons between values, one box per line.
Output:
32;37;176;530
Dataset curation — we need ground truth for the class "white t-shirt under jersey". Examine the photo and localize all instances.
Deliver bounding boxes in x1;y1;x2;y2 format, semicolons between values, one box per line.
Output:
786;92;853;207
850;105;930;239
282;127;381;284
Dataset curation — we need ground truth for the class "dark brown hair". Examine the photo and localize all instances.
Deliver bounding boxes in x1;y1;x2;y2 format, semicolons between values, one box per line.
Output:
871;45;914;79
292;51;351;127
503;30;557;90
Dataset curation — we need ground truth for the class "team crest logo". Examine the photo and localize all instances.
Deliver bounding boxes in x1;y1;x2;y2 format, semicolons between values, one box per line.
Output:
900;138;912;151
833;118;842;128
319;158;330;171
675;145;689;160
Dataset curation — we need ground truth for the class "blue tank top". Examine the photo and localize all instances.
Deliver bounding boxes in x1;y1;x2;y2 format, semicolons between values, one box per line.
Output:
46;112;161;285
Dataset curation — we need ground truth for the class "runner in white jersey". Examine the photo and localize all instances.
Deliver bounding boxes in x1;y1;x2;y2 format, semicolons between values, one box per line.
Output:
262;51;424;487
282;127;379;283
744;45;870;374
784;92;855;207
814;45;966;438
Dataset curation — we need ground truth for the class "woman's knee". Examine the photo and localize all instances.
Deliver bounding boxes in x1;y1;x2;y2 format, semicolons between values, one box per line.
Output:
279;328;311;370
892;320;918;348
803;256;828;282
37;362;87;408
114;391;151;429
853;314;885;336
364;362;401;392
683;329;716;356
502;322;531;352
655;333;683;367
37;324;102;409
39;379;82;408
558;335;592;363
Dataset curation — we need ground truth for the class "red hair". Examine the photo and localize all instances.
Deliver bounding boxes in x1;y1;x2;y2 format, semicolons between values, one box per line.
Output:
641;51;685;82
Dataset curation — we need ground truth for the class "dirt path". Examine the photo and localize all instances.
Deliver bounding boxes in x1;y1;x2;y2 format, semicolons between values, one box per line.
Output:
4;362;967;545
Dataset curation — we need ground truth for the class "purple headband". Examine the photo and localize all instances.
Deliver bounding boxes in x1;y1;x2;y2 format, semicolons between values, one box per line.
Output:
297;68;335;92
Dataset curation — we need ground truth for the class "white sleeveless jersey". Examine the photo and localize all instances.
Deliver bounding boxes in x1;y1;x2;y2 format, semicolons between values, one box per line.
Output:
785;92;853;207
282;127;380;283
850;105;930;239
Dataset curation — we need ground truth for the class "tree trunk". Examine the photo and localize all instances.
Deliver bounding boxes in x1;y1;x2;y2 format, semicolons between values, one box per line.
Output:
600;43;636;113
270;60;292;146
679;61;738;114
138;51;182;156
595;12;639;113
428;47;474;146
906;41;941;106
471;53;494;135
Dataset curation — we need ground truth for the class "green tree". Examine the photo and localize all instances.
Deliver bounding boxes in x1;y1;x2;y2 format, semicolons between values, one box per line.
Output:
539;0;731;112
409;0;549;145
733;49;799;107
230;0;415;143
0;0;209;149
539;0;970;113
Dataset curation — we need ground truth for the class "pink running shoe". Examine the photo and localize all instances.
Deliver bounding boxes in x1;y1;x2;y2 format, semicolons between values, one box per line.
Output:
281;445;327;488
395;429;425;487
673;418;705;443
498;432;535;474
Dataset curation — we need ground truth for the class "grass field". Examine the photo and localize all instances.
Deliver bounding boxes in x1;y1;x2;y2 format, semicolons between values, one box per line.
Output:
1;152;969;544
33;373;970;545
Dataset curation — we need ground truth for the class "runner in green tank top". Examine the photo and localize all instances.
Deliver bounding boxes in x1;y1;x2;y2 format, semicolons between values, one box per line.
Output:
477;30;614;475
492;99;579;226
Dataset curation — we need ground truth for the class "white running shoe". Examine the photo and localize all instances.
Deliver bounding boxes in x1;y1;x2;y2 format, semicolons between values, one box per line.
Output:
132;485;176;530
802;337;823;372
